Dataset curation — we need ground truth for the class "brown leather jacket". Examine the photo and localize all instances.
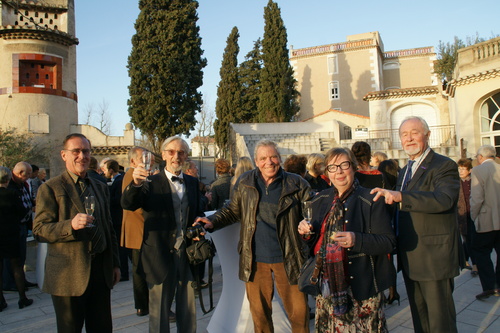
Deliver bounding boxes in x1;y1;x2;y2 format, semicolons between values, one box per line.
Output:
208;168;312;284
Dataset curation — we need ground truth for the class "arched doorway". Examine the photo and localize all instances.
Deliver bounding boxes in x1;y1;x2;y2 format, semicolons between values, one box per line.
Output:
389;103;437;148
479;92;500;156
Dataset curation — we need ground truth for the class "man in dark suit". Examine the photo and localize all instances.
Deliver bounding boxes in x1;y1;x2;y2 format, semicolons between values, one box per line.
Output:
372;116;460;333
121;136;204;333
103;159;129;281
33;133;120;332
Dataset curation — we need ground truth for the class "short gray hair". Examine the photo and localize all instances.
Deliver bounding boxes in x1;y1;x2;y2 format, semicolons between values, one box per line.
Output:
477;145;496;159
128;146;145;162
253;139;281;162
160;136;189;154
0;166;12;184
399;116;430;135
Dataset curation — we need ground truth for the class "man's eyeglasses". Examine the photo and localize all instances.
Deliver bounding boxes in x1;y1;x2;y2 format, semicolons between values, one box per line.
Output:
64;149;91;156
326;161;351;173
164;149;186;157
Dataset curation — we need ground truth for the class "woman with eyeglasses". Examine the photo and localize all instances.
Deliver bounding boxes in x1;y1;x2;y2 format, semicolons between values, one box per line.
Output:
298;147;396;332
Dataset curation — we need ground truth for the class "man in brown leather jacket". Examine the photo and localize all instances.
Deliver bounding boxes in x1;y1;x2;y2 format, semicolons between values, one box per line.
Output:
196;139;312;333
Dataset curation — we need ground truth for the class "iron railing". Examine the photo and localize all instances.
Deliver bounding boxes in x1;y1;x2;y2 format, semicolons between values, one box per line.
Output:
367;125;457;150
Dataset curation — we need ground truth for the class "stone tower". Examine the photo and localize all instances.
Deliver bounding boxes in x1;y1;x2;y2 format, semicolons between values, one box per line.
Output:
0;0;78;175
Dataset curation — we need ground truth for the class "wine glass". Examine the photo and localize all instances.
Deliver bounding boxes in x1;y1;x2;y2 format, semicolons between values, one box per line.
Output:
142;151;153;182
84;195;96;228
302;201;314;235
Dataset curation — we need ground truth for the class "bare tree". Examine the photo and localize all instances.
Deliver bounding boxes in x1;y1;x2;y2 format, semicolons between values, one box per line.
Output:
80;99;111;135
195;100;216;157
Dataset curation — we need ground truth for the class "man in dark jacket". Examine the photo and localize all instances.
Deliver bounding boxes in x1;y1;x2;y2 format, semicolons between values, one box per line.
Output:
196;139;312;333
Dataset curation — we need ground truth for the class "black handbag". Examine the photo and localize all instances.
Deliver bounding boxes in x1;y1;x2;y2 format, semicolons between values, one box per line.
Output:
298;254;322;296
186;238;216;265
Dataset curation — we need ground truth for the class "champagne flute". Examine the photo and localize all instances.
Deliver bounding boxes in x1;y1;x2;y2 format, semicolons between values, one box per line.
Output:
142;151;153;182
84;195;96;228
302;201;314;235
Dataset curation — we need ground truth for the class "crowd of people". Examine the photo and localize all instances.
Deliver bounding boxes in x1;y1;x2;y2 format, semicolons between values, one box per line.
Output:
1;115;500;333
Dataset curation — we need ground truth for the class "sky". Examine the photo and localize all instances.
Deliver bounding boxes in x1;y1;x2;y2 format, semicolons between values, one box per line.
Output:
75;0;498;137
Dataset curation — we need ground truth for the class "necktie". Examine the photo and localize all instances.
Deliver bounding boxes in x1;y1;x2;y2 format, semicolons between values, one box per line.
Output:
78;178;106;254
171;176;184;184
401;160;415;191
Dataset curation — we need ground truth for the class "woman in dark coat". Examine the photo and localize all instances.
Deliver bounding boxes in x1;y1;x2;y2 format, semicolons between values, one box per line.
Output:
0;166;33;311
298;148;396;332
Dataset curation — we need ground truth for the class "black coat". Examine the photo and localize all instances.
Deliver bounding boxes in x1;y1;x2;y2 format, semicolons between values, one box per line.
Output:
307;186;397;301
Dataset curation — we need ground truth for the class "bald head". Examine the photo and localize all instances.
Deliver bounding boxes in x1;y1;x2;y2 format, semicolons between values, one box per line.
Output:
12;161;32;184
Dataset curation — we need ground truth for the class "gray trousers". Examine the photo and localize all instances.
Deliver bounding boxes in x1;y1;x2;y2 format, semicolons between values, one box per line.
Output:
148;248;196;333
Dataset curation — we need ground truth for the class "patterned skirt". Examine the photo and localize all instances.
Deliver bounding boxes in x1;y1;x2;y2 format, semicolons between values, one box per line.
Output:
314;289;387;333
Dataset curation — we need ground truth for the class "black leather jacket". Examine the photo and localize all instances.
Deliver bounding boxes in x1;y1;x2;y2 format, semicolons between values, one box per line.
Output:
208;168;312;284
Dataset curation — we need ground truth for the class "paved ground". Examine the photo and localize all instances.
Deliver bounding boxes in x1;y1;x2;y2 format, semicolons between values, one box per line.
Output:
1;241;499;332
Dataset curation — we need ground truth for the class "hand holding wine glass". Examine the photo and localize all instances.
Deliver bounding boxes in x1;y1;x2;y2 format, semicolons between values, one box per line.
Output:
302;201;314;235
84;195;96;228
142;151;153;182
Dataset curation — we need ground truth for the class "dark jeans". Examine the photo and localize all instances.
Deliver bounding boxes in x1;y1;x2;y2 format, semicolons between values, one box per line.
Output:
472;230;500;291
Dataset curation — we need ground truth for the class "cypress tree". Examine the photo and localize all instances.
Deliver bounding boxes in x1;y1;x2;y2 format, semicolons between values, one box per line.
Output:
214;26;241;158
239;38;262;123
257;0;299;123
127;0;206;152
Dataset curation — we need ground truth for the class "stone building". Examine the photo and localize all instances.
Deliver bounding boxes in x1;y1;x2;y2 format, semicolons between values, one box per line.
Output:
0;0;133;176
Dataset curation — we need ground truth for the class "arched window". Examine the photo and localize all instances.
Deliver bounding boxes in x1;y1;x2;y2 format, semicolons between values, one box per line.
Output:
479;92;500;155
45;13;49;19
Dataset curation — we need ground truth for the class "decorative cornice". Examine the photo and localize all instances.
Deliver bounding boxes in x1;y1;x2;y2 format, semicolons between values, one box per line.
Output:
14;0;68;12
363;86;439;101
0;25;78;46
92;146;133;155
446;69;500;97
290;39;377;59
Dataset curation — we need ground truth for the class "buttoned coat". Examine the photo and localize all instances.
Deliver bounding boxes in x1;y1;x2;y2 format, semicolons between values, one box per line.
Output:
470;159;500;233
306;186;396;301
121;171;204;285
397;149;461;281
32;171;120;296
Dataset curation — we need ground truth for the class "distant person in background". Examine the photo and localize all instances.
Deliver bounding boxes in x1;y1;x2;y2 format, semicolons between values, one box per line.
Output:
183;160;210;211
99;157;111;181
3;162;36;292
38;168;47;183
352;141;387;189
457;158;477;275
371;151;388;168
29;164;42;203
470;145;500;300
104;159;129;282
87;156;107;184
210;159;232;210
305;153;330;193
283;154;307;177
377;159;399;190
230;156;254;196
0;166;34;311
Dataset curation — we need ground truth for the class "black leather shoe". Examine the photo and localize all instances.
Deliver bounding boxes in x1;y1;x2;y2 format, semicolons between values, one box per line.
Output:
0;300;7;312
25;280;37;288
18;298;33;309
136;308;149;316
476;290;496;300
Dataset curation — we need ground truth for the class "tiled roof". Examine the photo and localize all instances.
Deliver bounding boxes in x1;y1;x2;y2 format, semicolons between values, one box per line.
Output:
446;69;500;97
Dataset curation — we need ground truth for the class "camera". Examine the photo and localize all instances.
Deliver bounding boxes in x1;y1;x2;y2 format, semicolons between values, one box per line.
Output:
186;224;205;239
